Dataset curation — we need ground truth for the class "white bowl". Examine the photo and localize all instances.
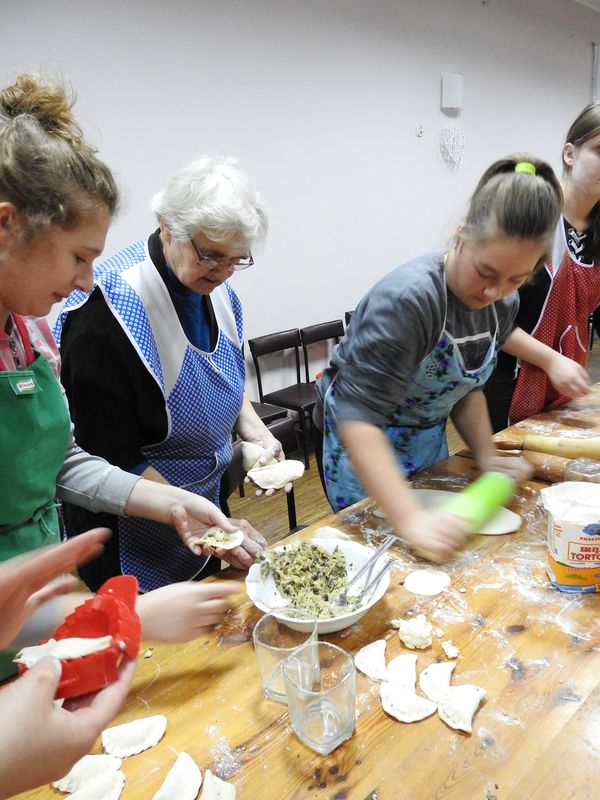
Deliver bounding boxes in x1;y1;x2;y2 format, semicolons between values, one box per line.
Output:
246;537;391;634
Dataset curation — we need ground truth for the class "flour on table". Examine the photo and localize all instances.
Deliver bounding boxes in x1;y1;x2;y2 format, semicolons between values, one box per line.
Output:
152;752;202;800
52;754;123;793
199;768;236;799
418;662;456;702
102;715;167;757
441;640;459;659
67;770;125;800
15;635;113;667
437;685;486;733
247;459;305;490
379;682;437;723
354;639;388;681
397;614;432;649
386;653;418;690
403;568;450;597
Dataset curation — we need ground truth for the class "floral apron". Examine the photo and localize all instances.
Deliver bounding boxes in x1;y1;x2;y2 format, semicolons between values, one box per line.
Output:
323;301;498;512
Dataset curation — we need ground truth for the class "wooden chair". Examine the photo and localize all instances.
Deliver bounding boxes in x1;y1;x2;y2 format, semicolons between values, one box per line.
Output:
248;328;316;468
219;417;299;532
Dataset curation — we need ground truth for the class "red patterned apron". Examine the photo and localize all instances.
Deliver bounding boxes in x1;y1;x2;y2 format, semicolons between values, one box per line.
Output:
509;221;600;424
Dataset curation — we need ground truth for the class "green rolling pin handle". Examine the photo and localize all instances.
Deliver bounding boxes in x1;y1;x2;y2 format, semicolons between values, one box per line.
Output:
440;472;516;531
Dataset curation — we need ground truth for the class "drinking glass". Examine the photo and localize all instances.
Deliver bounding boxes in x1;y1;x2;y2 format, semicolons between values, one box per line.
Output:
252;609;318;703
282;641;355;755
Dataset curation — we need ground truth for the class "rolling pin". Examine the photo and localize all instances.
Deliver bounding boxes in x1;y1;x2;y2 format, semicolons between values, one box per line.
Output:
496;433;600;460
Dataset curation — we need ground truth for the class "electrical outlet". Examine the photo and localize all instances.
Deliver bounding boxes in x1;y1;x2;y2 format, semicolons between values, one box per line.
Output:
415;123;424;138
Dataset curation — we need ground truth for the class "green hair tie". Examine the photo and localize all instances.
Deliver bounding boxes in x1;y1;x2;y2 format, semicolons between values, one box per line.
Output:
515;162;536;175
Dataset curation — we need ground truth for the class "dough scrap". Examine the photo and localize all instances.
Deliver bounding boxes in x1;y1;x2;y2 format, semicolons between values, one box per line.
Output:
418;661;456;702
386;653;418;690
354;639;388;681
412;489;521;535
102;714;167;757
67;770;125;800
437;684;486;733
152;752;202;800
380;682;437;723
441;640;459;659
403;568;450;597
52;754;123;792
15;635;113;667
397;614;433;649
194;526;244;550
247;459;305;490
200;769;236;799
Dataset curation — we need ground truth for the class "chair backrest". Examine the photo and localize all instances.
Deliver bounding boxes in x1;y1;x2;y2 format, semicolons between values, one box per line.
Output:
344;310;354;327
219;438;245;510
299;319;345;383
248;329;302;401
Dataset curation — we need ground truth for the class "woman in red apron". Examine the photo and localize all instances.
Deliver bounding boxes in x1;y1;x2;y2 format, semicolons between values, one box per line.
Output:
0;74;252;795
485;105;600;430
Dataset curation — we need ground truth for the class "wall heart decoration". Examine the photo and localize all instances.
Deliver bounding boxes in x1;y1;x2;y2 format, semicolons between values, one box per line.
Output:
440;123;465;174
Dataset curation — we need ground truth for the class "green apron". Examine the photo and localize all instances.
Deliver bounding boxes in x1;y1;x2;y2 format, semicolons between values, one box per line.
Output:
0;352;71;678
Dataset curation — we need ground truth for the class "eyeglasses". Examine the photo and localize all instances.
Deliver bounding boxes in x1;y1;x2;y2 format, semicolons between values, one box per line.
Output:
190;239;254;272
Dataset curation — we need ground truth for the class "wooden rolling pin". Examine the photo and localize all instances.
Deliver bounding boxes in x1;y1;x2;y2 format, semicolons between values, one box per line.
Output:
520;450;571;483
495;433;600;460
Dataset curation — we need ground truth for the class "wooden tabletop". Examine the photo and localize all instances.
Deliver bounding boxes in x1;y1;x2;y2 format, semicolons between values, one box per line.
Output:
15;462;600;799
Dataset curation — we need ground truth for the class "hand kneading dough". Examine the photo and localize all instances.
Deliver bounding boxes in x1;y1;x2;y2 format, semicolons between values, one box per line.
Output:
152;752;202;800
102;715;167;757
354;639;388;681
437;684;486;733
247;459;305;490
67;770;125;800
397;614;433;649
380;682;437;723
403;568;450;597
418;661;456;702
52;755;123;792
386;653;418;690
200;769;236;799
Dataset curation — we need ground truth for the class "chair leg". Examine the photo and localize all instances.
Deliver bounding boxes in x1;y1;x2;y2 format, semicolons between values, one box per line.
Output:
286;487;297;531
299;413;310;469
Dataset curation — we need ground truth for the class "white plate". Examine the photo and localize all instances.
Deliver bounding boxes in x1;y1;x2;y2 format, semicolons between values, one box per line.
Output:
246;537;391;634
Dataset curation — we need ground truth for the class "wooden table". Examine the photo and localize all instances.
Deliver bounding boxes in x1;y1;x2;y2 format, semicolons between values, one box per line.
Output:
15;458;600;799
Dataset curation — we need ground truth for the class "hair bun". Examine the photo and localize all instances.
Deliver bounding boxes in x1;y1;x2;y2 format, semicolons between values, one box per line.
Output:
0;73;83;146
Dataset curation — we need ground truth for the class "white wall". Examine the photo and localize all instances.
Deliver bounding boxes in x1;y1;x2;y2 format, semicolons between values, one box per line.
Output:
3;0;600;393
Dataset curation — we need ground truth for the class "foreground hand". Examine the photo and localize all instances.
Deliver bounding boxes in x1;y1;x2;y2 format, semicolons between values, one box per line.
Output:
209;519;267;570
169;496;240;555
547;354;590;399
136;581;241;642
0;528;110;650
397;508;470;562
478;454;533;482
0;655;136;798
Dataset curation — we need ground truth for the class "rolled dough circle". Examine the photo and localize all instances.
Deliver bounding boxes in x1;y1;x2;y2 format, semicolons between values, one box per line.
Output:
403;568;450;596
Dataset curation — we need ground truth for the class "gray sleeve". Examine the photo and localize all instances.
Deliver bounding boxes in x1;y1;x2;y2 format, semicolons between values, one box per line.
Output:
56;429;140;514
496;292;520;347
332;257;445;427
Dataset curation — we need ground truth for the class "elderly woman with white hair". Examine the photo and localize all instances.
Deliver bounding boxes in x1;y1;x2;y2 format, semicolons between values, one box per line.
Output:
55;155;278;592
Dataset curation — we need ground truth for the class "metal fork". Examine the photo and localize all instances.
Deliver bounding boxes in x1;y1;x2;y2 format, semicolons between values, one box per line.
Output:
332;534;396;606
